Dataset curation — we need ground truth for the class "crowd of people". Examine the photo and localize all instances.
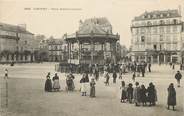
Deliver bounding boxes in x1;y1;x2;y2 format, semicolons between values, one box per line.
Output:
2;60;181;111
43;60;182;111
119;81;157;107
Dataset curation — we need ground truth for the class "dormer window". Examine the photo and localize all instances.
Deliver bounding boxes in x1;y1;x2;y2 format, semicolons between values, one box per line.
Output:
147;21;152;26
148;15;150;18
160;20;165;25
153;14;157;18
167;13;170;17
160;14;163;18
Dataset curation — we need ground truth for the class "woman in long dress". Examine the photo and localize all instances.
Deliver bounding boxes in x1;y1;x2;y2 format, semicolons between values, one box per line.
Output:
52;73;60;91
90;78;96;97
44;72;52;92
167;83;176;110
120;81;127;103
147;82;157;106
66;73;75;91
80;72;89;96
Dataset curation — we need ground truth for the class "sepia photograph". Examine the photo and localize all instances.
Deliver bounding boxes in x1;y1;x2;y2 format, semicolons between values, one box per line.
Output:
0;0;184;116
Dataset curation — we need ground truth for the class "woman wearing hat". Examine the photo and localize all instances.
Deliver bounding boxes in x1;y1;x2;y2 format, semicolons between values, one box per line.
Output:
52;73;60;91
44;72;52;92
167;83;176;111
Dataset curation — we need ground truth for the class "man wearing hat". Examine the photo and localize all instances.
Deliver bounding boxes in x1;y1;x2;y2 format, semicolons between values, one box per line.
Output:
175;71;182;87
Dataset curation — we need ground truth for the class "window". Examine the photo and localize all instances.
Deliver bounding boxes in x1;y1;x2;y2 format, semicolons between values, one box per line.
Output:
166;35;171;42
167;13;170;17
160;35;163;41
25;41;27;45
173;35;177;42
173;26;177;32
153;14;157;18
141;28;145;34
141;36;145;42
160;27;164;33
160;14;163;18
160;20;165;25
153;27;157;34
147;21;152;26
153;44;157;50
55;45;57;50
173;19;177;24
141;22;146;26
166;20;170;24
166;26;170;33
153;21;157;25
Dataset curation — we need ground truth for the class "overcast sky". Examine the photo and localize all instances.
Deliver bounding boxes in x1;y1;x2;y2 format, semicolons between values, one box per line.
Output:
0;0;184;48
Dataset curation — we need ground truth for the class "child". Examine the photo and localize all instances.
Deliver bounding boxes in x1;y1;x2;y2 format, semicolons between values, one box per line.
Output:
120;81;127;103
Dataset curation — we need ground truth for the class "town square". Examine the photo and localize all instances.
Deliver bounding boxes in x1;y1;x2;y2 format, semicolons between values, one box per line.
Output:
0;63;183;116
0;0;184;116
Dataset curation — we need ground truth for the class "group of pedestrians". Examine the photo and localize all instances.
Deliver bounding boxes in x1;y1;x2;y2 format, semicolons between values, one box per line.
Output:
120;81;157;107
44;72;96;98
43;61;182;111
44;72;60;92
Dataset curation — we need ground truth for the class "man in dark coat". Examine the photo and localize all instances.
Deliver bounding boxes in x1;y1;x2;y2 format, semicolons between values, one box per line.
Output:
147;82;157;106
112;71;117;83
167;83;176;111
175;71;182;87
140;84;147;106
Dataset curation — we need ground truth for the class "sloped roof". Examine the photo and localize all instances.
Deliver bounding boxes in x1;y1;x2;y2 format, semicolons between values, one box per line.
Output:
0;22;33;35
78;17;112;34
47;38;64;45
78;22;107;34
134;9;181;21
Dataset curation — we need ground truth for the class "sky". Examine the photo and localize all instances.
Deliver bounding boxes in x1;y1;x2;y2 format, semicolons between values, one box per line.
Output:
0;0;184;48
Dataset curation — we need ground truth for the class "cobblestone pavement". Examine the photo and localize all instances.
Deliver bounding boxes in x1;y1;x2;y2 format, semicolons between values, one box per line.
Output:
0;63;183;116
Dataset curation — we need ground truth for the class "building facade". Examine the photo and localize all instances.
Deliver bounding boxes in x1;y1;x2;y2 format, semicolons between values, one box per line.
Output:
181;30;184;63
48;38;68;62
0;22;37;63
64;17;120;65
131;9;183;64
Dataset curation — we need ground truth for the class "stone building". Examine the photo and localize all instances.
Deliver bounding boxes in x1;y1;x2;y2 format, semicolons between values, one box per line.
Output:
181;28;184;63
0;22;37;63
48;38;68;62
131;9;183;64
64;17;120;65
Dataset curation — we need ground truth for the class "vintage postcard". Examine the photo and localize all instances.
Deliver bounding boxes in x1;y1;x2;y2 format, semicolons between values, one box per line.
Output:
0;0;184;116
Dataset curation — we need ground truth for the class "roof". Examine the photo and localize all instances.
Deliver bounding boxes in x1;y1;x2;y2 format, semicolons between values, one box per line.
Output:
65;17;119;40
133;9;181;21
0;22;34;35
78;22;107;34
47;38;65;45
78;17;112;34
